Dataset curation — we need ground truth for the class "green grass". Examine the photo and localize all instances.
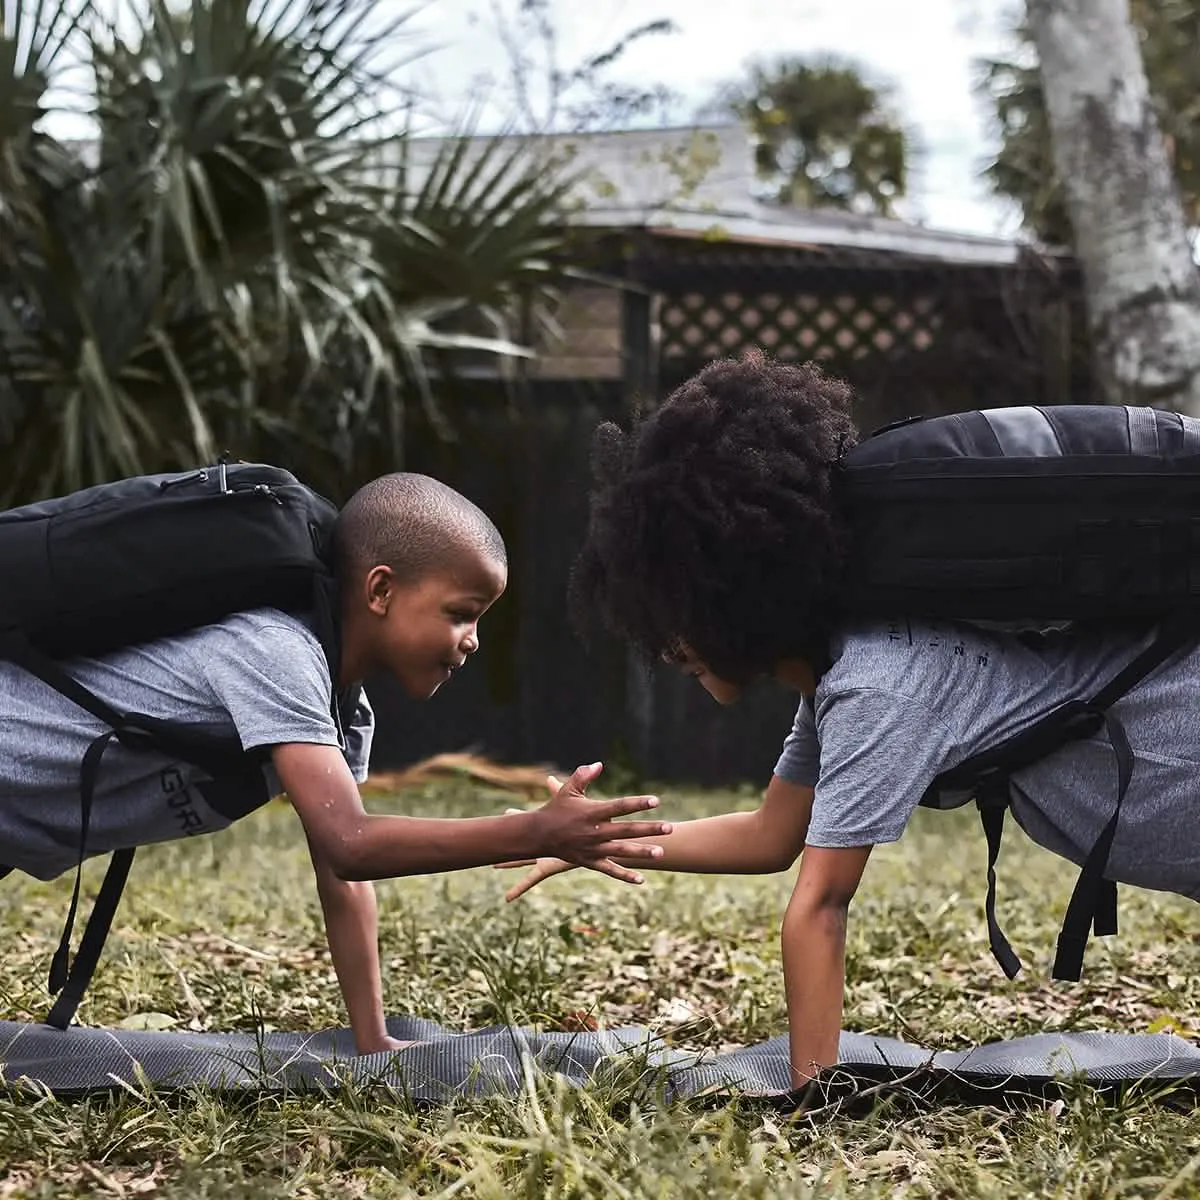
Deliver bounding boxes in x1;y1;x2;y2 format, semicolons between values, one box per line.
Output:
1;780;1199;1197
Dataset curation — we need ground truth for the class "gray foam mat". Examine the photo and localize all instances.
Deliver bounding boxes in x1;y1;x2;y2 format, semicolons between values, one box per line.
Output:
4;1018;1200;1103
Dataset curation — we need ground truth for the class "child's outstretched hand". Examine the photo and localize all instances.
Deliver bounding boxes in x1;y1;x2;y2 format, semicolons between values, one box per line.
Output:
501;764;670;897
498;841;575;901
495;773;574;900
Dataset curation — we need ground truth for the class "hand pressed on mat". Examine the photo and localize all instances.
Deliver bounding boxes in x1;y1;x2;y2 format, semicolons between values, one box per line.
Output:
376;1036;425;1053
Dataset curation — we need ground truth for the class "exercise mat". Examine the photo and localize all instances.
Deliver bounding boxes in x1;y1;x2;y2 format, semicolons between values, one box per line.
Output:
2;1017;1198;1104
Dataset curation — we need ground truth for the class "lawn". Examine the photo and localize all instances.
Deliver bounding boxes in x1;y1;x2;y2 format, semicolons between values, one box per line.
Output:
1;778;1198;1198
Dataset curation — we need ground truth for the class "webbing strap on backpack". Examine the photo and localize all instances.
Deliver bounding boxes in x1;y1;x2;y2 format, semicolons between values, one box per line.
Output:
934;621;1193;983
977;793;1021;978
1051;708;1133;981
46;846;135;1030
0;631;251;1030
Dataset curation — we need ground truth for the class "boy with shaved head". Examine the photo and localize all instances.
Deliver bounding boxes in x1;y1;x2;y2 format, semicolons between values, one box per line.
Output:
0;473;670;1051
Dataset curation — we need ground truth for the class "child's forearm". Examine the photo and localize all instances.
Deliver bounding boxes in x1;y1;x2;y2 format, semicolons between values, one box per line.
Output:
313;865;390;1053
281;748;668;886
346;811;551;879
501;781;813;900
616;809;794;874
780;897;847;1089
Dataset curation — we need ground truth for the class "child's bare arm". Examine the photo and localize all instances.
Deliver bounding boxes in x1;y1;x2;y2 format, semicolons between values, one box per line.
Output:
502;774;813;899
780;843;872;1088
627;775;812;872
306;838;405;1054
273;745;671;882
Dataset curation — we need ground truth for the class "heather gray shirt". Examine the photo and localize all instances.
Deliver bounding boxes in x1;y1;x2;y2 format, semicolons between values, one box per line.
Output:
774;619;1200;901
0;609;373;881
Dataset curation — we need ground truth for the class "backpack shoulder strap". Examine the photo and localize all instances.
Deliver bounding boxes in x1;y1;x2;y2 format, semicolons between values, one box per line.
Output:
929;621;1194;982
44;849;136;1030
0;630;253;1029
1049;621;1193;980
309;571;352;728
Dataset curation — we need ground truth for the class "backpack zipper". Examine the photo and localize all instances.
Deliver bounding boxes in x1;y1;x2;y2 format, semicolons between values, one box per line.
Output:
158;469;209;492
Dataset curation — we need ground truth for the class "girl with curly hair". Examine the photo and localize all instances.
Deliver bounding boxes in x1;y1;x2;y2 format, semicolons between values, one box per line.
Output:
504;351;1200;1092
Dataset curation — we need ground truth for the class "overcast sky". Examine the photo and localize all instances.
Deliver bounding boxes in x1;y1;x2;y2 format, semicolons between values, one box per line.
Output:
51;0;1025;238
396;0;1025;237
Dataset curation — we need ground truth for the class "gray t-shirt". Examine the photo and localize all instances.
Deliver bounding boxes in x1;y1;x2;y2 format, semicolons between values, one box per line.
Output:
0;609;373;881
774;618;1200;902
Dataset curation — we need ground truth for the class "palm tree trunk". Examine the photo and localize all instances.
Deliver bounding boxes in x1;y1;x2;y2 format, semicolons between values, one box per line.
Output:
1029;0;1200;413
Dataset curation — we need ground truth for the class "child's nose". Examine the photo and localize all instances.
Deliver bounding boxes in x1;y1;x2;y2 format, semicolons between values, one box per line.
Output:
460;629;479;654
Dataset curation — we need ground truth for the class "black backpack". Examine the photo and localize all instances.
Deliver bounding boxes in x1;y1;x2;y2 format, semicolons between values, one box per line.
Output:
0;459;344;1029
835;403;1200;984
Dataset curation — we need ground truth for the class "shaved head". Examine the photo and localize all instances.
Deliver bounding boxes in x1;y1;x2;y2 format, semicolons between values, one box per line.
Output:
332;473;506;584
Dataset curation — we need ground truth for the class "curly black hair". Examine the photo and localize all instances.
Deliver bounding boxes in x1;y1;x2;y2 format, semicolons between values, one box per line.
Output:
568;351;859;684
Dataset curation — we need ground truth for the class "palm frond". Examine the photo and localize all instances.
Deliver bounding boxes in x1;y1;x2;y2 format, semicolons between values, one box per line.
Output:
1;0;588;501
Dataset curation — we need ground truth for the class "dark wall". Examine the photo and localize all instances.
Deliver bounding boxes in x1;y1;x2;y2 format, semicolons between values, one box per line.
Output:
365;378;629;774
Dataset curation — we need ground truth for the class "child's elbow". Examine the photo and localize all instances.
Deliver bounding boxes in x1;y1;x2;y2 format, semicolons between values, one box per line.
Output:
756;824;807;873
310;823;373;882
764;844;803;873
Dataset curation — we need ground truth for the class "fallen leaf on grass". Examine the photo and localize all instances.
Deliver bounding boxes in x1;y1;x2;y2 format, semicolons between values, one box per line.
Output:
658;997;698;1023
78;1161;166;1195
0;1171;34;1197
559;1011;600;1032
117;1012;177;1032
1147;1014;1188;1035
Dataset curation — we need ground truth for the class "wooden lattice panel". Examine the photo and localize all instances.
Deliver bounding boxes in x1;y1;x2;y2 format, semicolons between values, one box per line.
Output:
658;290;944;364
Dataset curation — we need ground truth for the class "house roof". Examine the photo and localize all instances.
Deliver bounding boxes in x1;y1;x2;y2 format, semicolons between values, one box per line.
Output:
63;121;1051;268
395;123;1047;268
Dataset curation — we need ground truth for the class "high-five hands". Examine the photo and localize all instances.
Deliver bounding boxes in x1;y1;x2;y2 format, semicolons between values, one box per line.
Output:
498;764;670;900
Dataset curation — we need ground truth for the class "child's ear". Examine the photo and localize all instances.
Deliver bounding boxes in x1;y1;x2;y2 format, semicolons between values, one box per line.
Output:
364;565;395;615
